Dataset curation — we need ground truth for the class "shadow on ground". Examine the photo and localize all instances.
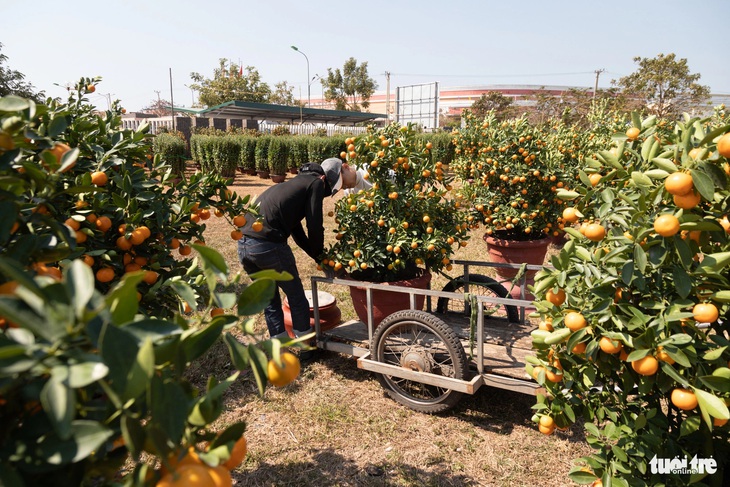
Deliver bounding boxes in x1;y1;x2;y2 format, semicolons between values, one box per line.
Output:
233;448;479;487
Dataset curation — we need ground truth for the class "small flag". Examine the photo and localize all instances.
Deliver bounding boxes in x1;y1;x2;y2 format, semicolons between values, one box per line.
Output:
239;65;243;77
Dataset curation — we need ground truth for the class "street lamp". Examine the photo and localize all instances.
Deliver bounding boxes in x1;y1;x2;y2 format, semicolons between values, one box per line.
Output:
184;84;196;106
290;45;310;107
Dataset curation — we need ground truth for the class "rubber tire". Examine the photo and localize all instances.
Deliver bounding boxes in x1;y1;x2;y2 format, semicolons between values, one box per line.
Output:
371;309;468;414
436;274;519;323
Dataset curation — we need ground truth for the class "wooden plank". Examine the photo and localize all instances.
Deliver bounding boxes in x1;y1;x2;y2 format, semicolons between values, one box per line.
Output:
357;354;485;394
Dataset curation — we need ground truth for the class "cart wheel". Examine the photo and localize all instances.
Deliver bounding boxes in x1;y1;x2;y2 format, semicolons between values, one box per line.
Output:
371;310;468;414
436;274;520;323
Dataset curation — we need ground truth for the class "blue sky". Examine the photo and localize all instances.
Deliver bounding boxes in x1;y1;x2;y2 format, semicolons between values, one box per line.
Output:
2;0;728;111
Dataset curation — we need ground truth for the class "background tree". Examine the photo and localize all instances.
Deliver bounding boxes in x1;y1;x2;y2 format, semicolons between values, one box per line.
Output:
613;53;710;119
0;42;44;102
470;91;514;120
190;59;272;107
269;81;298;106
322;58;377;111
142;97;174;116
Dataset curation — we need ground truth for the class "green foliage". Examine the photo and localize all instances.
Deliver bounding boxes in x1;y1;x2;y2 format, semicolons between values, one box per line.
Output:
452;113;568;240
307;136;329;163
239;135;258;171
0;83;308;486
289;137;309;171
322;57;377;111
270;124;291;137
530;113;730;485
267;137;289;175
418;132;455;166
190;59;272;107
322;123;469;282
0;43;44;102
152;133;186;175
190;135;248;177
469;91;514;120
0;80;257;319
613;53;711;120
254;136;271;172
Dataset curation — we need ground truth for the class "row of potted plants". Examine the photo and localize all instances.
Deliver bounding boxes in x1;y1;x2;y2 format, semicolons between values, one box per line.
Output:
185;132;456;181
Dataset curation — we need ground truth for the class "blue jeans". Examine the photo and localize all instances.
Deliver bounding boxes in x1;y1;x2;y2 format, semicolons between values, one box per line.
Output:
237;236;311;338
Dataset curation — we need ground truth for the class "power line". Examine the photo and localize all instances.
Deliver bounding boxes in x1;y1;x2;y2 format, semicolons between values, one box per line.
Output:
388;70;595;79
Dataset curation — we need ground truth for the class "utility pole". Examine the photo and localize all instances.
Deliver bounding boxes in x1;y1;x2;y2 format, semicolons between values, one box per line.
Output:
169;68;175;132
385;71;391;121
98;93;114;110
593;69;605;100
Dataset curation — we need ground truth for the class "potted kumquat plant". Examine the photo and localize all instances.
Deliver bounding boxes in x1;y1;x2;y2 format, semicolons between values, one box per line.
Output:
321;122;469;325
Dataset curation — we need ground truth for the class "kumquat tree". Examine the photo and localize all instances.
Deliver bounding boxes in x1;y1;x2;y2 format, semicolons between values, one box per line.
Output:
528;110;730;486
0;80;306;487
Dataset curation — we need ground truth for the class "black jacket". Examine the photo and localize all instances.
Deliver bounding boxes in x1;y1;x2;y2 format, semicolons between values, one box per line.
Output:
241;163;332;260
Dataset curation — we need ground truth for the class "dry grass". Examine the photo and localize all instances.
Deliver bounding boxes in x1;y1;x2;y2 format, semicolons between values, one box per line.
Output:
188;168;591;486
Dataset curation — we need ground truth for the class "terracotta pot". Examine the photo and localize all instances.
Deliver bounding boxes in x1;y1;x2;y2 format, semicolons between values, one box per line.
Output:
348;270;431;327
270;174;286;183
256;170;270;179
244;168;257;176
289;168;299;175
483;234;551;300
282;290;342;337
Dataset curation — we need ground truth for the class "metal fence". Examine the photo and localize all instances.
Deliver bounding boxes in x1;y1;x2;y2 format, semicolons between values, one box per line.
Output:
122;117;369;137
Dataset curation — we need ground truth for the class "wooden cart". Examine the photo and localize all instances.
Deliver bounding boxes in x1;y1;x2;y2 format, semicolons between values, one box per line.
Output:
308;260;546;413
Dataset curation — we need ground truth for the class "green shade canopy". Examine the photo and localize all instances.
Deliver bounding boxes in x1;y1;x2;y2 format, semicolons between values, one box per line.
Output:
173;100;385;125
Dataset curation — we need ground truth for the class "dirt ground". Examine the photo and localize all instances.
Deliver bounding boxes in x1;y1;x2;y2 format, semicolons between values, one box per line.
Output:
189;168;591;486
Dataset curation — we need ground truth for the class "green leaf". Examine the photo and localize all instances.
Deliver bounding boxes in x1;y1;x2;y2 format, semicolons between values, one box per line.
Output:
237;279;276;316
68;359;109;388
67;260;95;319
680;415;701;438
697;252;730;273
150;376;188;444
41;371;75;440
660;361;689;387
168;280;197;309
644;169;669;179
563;227;584;240
0;464;24;487
697;375;730;394
121;415;145;458
248;344;269;396
672;266;692;299
703;346;727;361
690;169;715;202
192;244;228;281
556;190;580;201
711;290;730;303
631;171;652;187
123;319;182;342
40;420;113;465
100;323;139;394
182;319;225;363
58;147;80;173
633;245;647;274
48;116;68;137
697;125;729;147
0;95;31;112
224;333;250;370
568;469;600;484
124;338;155;401
209;422;247;449
652;157;678;173
694;387;730;429
106;272;145;325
